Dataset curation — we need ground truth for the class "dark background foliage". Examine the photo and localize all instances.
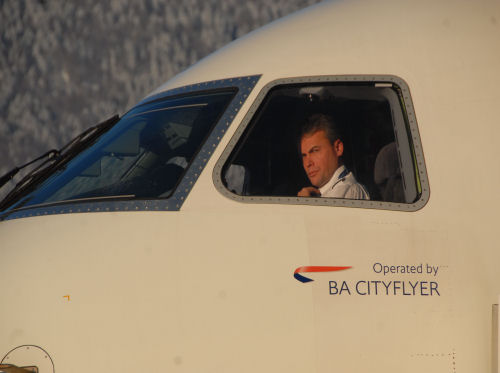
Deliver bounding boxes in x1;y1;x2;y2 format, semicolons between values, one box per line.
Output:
0;0;321;196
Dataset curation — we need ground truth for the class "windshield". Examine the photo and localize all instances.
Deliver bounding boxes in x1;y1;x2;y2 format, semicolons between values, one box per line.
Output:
4;89;236;212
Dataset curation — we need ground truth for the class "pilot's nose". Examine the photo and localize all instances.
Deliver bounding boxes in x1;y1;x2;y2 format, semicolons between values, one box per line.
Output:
304;155;313;169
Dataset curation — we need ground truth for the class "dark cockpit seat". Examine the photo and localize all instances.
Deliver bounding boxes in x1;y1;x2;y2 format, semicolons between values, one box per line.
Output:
373;142;405;203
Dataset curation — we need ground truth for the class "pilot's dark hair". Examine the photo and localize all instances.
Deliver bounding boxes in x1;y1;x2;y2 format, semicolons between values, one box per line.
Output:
299;113;342;147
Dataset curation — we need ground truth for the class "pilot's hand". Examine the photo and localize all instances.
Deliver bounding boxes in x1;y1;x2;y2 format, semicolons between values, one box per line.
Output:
297;186;321;197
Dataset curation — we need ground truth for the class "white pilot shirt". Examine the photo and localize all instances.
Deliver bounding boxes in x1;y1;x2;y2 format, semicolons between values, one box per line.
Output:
319;165;370;199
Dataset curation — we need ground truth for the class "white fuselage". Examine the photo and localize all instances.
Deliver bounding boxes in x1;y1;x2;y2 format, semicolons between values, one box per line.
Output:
1;0;500;372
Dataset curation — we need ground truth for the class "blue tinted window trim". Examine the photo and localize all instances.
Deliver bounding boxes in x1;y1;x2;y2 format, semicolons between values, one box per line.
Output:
2;75;261;221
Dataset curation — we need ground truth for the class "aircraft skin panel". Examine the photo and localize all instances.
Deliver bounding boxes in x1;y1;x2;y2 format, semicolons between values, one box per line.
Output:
150;0;500;96
0;211;317;372
182;186;497;372
1;197;498;371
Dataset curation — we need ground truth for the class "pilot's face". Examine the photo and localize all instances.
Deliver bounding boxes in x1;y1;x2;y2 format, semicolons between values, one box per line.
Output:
301;130;343;188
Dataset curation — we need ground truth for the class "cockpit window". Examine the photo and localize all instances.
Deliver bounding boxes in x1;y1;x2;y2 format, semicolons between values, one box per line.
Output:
214;76;429;211
6;89;236;211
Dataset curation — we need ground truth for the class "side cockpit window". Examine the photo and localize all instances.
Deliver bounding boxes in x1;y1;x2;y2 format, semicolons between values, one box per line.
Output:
215;76;429;211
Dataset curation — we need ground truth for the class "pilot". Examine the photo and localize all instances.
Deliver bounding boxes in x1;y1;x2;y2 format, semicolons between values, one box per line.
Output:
297;114;369;199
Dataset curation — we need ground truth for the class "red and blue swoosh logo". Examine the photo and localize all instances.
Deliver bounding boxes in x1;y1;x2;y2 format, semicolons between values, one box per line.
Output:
294;266;351;283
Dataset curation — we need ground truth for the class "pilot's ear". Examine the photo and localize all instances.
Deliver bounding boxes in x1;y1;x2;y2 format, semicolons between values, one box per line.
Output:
333;139;344;156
